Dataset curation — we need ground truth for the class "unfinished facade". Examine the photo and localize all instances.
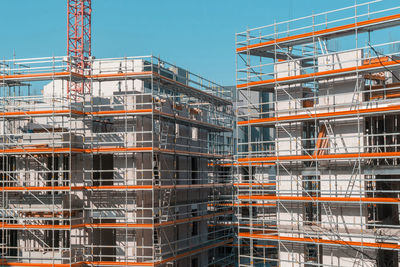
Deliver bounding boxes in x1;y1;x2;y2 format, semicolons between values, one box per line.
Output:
0;56;234;266
236;1;400;266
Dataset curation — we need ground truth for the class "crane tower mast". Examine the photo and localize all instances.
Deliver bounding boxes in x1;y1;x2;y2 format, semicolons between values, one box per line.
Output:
67;0;92;96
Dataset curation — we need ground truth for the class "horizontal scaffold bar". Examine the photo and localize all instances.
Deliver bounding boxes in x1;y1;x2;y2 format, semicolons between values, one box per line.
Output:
0;108;231;132
0;211;233;230
85;183;233;190
238;104;400;126
0;71;81;82
0;183;233;192
0;109;85;117
0;109;149;118
0;71;231;106
236;13;400;54
90;109;153;116
0;146;227;158
238;151;400;163
237;60;400;90
239;232;400;250
238;195;400;204
0;71;149;82
210;203;276;207
0;147;151;154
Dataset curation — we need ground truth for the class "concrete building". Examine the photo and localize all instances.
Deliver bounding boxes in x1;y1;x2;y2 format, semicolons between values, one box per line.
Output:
0;56;234;266
236;2;400;266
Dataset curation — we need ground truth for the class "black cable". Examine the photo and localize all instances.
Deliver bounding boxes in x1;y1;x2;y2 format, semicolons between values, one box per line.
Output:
367;42;400;82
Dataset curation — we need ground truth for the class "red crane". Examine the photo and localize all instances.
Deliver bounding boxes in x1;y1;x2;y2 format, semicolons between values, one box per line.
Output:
67;0;92;97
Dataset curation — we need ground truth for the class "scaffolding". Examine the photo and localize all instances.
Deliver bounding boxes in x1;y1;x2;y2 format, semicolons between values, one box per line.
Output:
236;1;400;266
0;55;234;266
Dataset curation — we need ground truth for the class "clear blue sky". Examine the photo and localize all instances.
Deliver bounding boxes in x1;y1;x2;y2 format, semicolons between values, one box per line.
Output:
1;0;398;85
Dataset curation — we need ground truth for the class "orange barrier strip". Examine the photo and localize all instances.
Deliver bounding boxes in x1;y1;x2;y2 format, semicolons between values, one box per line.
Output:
79;184;230;191
0;109;85;117
0;147;151;154
0;71;77;81
1;147;150;154
238;151;400;163
0;261;137;267
239;232;400;250
236;14;400;52
0;147;152;154
238;104;400;125
237;60;400;89
0;109;152;118
0;186;75;191
0;223;70;230
238;195;400;203
0;148;85;154
0;71;149;82
85;223;153;229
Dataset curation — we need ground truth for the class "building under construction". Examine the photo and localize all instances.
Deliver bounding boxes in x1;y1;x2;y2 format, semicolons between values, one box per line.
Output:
236;1;400;266
0;55;234;266
0;0;237;266
6;0;400;266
